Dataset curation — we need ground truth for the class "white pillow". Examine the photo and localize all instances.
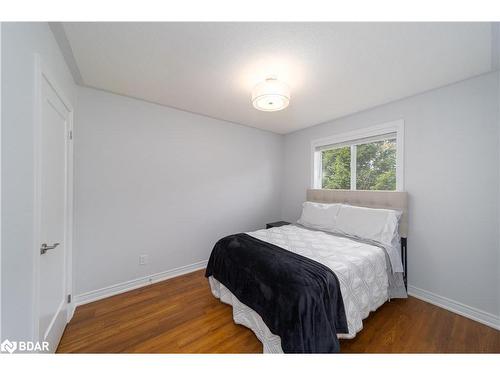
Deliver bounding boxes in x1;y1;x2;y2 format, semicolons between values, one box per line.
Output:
297;202;341;231
334;204;402;246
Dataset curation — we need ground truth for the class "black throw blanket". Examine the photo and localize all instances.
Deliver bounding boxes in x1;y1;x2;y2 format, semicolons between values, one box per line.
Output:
205;233;348;353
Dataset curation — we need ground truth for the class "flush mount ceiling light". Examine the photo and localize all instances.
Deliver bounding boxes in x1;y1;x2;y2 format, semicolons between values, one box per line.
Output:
252;78;290;112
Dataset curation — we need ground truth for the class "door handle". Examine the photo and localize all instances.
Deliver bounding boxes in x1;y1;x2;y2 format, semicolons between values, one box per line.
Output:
40;242;60;255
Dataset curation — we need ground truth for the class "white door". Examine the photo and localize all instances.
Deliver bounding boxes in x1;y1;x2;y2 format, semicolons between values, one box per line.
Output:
38;73;72;352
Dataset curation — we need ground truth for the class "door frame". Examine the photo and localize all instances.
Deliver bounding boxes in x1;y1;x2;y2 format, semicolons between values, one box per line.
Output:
32;54;74;344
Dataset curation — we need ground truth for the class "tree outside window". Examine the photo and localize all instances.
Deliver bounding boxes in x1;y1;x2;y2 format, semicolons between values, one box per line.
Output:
320;138;396;191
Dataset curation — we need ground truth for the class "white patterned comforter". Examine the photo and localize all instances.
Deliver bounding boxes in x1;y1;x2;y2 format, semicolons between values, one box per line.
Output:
209;224;391;352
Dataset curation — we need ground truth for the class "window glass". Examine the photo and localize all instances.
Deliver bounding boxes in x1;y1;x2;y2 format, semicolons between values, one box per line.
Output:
356;139;396;190
321;146;351;190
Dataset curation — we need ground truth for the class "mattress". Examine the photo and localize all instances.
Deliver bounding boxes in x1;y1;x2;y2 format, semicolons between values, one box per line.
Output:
208;224;390;353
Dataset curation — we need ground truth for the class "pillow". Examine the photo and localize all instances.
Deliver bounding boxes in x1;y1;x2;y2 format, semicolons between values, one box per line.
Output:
297;202;341;231
334;204;402;246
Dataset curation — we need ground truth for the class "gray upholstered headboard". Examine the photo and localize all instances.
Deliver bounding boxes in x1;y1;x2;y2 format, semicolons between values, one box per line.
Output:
306;189;408;238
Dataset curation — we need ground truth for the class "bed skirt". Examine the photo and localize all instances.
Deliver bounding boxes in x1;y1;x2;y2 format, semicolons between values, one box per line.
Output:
208;276;365;353
208;276;283;353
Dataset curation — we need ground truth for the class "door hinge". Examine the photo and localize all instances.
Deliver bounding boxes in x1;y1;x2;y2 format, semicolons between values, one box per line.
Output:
68;130;73;140
67;294;72;303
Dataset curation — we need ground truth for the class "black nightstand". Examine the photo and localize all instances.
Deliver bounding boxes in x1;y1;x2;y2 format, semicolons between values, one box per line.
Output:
266;221;291;229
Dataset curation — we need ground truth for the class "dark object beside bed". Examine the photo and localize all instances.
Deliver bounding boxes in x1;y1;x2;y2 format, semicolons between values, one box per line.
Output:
205;233;348;353
266;221;291;229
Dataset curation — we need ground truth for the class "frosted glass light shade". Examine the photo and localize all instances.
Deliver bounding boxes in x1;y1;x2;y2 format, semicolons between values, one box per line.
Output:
252;78;290;111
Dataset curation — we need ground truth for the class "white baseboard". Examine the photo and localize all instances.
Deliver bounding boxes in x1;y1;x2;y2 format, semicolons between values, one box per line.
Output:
74;259;208;307
408;285;500;331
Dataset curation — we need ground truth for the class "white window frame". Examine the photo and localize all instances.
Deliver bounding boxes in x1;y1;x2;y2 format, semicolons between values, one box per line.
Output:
311;119;405;191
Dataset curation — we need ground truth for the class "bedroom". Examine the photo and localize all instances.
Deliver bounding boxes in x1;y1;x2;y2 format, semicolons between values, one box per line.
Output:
0;0;499;372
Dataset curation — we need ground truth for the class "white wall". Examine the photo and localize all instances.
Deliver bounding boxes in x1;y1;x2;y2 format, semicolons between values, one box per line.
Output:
74;87;283;297
1;23;77;341
282;72;500;320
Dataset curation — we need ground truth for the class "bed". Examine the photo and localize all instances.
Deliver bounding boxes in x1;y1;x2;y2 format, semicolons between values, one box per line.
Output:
206;189;408;353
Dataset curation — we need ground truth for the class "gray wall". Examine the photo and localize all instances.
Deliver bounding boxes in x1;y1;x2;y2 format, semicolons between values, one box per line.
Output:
74;87;283;296
282;72;500;317
1;23;77;341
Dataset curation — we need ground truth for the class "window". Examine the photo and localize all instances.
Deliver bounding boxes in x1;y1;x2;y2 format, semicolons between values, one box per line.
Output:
312;121;404;191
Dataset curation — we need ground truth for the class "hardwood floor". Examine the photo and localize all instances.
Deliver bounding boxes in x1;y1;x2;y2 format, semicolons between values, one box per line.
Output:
57;269;500;353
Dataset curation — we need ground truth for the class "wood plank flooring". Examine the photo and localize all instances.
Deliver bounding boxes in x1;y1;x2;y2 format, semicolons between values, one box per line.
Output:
57;269;500;353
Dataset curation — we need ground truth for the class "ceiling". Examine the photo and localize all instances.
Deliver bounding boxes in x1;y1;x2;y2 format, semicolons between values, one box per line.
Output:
60;22;494;134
